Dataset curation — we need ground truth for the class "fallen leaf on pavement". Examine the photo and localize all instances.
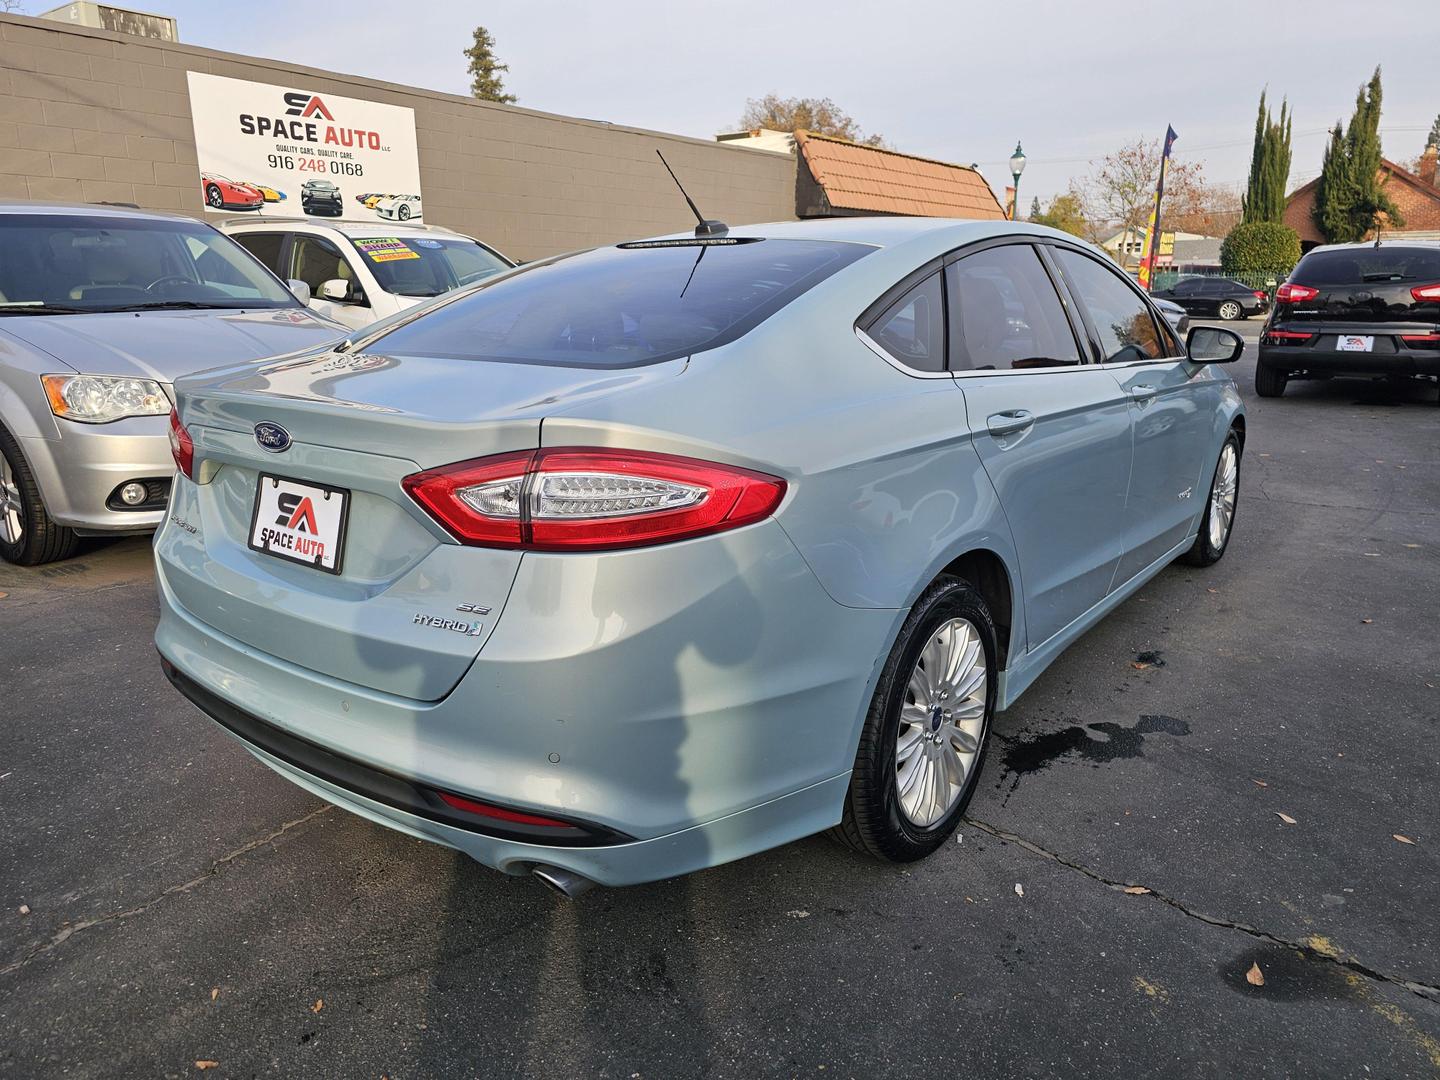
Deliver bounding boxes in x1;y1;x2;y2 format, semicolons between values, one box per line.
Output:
1361;618;1373;624
195;1063;219;1071
1131;661;1151;670
1276;812;1297;825
1014;883;1024;898
1393;835;1415;845
311;998;324;1013
209;988;218;1002
1252;779;1268;788
1246;963;1265;987
1206;588;1218;594
18;904;29;915
1123;886;1151;895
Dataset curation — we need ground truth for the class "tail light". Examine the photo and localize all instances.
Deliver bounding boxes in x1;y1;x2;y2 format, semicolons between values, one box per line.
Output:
167;408;194;480
1401;333;1440;344
403;447;787;551
1410;283;1440;302
1262;330;1315;344
1275;282;1319;304
1254;290;1269;301
435;790;577;829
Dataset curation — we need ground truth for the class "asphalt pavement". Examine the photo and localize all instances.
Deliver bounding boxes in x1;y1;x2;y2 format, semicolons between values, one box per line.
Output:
2;330;1438;1079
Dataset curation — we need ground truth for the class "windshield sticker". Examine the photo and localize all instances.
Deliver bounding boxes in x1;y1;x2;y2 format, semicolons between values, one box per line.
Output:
354;237;421;262
413;238;443;249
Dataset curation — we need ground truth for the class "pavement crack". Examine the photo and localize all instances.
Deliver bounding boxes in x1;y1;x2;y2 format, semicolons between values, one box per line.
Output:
0;806;332;978
965;816;1440;1006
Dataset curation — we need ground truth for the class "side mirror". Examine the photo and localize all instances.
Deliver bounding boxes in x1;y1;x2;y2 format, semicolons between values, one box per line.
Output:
1186;325;1244;364
318;278;351;302
286;278;311;305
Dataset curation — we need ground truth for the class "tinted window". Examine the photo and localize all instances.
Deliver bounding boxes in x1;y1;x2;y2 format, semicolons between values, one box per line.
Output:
0;214;297;312
1173;278;1201;295
365;239;871;368
1053;249;1165;362
351;236;510;298
870;271;945;372
232;232;285;274
947;245;1080;370
1292;246;1440;285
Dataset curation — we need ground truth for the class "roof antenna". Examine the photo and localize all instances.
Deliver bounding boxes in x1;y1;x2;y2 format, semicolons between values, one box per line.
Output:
656;150;728;237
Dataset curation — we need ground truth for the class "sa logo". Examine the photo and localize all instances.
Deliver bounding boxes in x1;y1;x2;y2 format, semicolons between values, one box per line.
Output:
282;92;334;120
275;492;318;533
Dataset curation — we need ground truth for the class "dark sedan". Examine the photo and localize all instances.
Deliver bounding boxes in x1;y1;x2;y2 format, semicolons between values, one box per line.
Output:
1153;277;1270;320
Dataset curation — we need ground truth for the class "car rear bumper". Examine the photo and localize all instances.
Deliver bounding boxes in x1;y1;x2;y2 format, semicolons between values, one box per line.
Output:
153;517;899;884
1258;344;1440;377
22;414;173;532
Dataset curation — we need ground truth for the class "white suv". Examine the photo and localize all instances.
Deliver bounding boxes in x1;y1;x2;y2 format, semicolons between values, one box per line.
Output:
222;218;513;331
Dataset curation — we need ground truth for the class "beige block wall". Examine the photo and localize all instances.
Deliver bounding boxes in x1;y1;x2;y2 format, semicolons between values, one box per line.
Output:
0;14;797;261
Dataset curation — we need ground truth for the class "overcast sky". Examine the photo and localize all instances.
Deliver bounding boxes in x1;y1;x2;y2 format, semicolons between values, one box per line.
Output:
175;0;1439;209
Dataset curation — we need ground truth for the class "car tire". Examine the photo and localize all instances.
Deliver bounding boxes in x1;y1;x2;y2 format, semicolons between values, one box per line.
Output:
1181;430;1240;567
831;574;996;863
1254;363;1287;398
205;184;223;209
397;205;410;221
0;425;79;566
1218;300;1242;320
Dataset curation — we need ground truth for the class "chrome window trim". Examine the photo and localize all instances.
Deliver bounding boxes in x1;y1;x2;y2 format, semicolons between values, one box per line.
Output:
855;326;953;380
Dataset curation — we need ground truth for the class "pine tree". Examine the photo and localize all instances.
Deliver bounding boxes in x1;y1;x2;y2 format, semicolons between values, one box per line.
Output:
1429;113;1440;150
1242;90;1292;225
1312;68;1402;242
1029;196;1042;219
465;26;516;104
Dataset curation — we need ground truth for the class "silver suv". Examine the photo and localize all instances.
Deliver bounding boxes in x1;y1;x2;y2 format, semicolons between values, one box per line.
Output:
0;202;343;565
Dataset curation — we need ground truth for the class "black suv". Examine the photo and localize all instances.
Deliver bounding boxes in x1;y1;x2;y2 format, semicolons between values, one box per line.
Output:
1257;242;1440;399
1152;277;1270;320
300;180;343;217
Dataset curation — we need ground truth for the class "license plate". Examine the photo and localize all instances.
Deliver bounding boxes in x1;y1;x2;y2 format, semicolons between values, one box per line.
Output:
248;474;349;574
1336;335;1374;352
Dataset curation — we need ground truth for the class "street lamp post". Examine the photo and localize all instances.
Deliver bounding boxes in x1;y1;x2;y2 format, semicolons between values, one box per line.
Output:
1009;141;1027;221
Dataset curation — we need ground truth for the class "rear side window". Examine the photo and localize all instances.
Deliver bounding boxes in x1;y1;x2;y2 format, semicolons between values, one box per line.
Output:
947;245;1080;370
1053;249;1165;363
364;239;872;368
1293;247;1440;285
869;271;945;372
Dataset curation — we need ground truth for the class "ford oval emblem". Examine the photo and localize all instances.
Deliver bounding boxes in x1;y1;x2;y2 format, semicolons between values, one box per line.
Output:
254;422;291;453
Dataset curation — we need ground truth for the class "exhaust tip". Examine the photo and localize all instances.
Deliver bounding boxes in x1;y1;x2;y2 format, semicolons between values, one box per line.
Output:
532;864;597;899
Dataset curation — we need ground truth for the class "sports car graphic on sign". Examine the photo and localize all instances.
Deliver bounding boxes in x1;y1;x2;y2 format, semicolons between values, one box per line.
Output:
245;183;286;203
374;194;421;221
201;174;264;211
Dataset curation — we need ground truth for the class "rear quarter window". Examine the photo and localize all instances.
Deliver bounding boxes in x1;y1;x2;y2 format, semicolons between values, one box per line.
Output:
361;238;872;368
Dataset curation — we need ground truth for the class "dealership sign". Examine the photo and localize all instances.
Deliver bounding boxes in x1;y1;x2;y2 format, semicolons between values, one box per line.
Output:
186;72;423;223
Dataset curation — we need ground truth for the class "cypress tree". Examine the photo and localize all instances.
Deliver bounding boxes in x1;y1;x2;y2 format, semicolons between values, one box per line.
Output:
1313;68;1402;242
465;26;517;105
1242;91;1292;224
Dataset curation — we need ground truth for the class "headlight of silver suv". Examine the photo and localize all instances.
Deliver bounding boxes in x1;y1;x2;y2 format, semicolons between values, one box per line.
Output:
41;374;170;424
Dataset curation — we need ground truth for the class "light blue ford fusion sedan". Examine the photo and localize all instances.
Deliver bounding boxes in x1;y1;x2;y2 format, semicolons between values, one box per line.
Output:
154;218;1245;895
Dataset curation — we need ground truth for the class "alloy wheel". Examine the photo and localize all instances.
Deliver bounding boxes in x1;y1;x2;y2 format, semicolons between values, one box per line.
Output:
896;617;987;827
1218;300;1241;320
0;450;24;546
1208;442;1238;550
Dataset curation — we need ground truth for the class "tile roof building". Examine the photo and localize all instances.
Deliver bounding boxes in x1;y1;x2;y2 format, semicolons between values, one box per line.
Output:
1284;148;1440;248
792;131;1006;220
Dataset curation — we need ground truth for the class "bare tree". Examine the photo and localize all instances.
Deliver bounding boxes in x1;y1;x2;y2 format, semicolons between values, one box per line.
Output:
739;95;886;147
1079;137;1235;258
0;1;27;12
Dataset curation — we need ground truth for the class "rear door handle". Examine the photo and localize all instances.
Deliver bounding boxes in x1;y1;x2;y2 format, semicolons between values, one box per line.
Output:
986;410;1035;437
1128;384;1159;401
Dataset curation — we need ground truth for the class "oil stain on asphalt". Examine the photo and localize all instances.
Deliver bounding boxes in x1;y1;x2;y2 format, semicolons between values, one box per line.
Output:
996;715;1190;799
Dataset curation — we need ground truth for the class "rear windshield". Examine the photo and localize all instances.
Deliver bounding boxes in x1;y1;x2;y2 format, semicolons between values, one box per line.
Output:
362;238;872;368
1293;247;1440;285
350;235;511;297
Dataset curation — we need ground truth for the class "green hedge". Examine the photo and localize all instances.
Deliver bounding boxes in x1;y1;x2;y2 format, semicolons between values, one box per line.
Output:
1220;221;1301;276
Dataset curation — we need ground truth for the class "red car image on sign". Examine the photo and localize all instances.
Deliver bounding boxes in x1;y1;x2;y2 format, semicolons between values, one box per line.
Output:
249;475;349;573
202;173;264;211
